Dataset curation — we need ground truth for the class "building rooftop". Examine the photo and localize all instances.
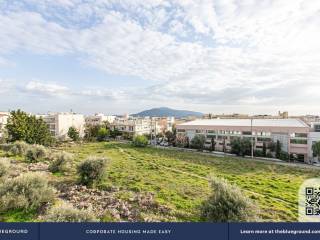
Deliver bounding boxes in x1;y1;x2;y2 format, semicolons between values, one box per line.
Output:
178;119;309;128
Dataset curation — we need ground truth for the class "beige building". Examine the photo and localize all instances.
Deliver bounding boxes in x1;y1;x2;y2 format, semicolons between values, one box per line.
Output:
110;117;153;137
85;114;116;126
176;118;320;163
38;113;85;140
0;112;9;138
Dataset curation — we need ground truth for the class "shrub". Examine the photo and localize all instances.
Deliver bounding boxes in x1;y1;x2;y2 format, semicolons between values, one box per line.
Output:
279;151;289;161
25;145;47;162
44;202;97;222
132;135;148;147
254;150;264;157
10;141;30;156
200;177;259;222
190;134;206;150
266;152;274;158
0;143;12;152
48;152;73;173
0;173;55;211
77;157;107;186
0;158;10;178
175;135;189;148
97;128;109;142
230;138;252;156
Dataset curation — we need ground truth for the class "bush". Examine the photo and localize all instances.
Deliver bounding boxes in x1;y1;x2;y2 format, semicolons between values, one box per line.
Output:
190;134;206;150
10;141;30;156
48;152;73;173
132;135;148;147
0;143;12;152
230;138;252;157
44;202;97;222
0;173;55;211
279;151;289;161
0;158;10;178
266;152;274;158
77;157;107;186
97;128;109;142
25;145;47;162
254;150;264;157
200;177;259;222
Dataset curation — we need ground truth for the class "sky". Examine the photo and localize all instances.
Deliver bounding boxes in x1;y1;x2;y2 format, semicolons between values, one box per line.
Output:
0;0;320;115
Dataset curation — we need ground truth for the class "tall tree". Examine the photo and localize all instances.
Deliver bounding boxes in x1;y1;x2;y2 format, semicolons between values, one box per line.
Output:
275;140;282;159
68;127;80;142
6;110;53;146
262;142;267;157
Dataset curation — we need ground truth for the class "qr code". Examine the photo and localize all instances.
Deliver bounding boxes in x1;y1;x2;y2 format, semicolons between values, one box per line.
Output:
305;187;320;215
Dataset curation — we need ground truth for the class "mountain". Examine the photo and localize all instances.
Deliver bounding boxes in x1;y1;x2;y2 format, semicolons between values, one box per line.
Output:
132;107;203;118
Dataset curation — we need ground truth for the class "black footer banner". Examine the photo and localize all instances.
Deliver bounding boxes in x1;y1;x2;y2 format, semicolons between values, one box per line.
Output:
2;223;320;240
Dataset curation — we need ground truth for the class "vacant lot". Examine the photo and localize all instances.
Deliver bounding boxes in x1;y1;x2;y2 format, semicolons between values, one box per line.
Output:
1;141;319;222
60;142;318;222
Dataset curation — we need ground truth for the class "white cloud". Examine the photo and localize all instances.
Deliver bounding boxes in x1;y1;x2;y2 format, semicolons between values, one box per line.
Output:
0;0;320;113
25;81;69;96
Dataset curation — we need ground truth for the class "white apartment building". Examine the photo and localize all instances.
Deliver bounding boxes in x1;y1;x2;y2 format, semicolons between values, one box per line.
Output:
0;112;9;138
85;113;116;126
177;119;320;163
110;116;174;137
37;113;85;140
110;117;153;137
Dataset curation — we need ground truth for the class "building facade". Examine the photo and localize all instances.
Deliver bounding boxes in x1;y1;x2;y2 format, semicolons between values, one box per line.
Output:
176;119;320;163
85;114;116;126
110;117;153;137
0;112;9;139
38;113;85;140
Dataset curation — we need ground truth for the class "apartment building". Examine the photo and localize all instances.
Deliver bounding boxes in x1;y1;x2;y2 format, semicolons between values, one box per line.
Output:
110;117;153;137
0;112;9;138
152;117;175;133
85;114;116;126
38;113;85;140
176;119;320;163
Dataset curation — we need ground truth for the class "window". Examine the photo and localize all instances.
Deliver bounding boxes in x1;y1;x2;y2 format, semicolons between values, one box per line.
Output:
207;130;215;134
242;131;252;135
257;137;272;142
206;135;216;139
196;129;203;133
314;125;320;132
294;133;308;138
290;139;307;144
177;129;185;133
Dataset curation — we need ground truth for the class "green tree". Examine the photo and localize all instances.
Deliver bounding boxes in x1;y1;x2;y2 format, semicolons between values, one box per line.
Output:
312;141;320;161
165;130;175;145
84;124;101;141
6;110;53;146
190;134;206;150
230;138;251;157
132;135;148;147
68;127;80;142
275;140;282;159
262;142;267;157
211;137;216;151
97;127;109;142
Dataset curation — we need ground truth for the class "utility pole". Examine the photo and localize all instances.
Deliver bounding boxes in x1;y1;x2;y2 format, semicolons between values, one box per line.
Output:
251;118;254;159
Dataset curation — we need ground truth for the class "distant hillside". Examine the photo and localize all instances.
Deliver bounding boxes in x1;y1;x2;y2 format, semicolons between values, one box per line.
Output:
132;107;203;118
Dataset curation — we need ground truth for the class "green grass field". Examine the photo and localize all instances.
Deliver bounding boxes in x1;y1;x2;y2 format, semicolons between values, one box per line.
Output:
58;142;319;222
1;141;319;222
